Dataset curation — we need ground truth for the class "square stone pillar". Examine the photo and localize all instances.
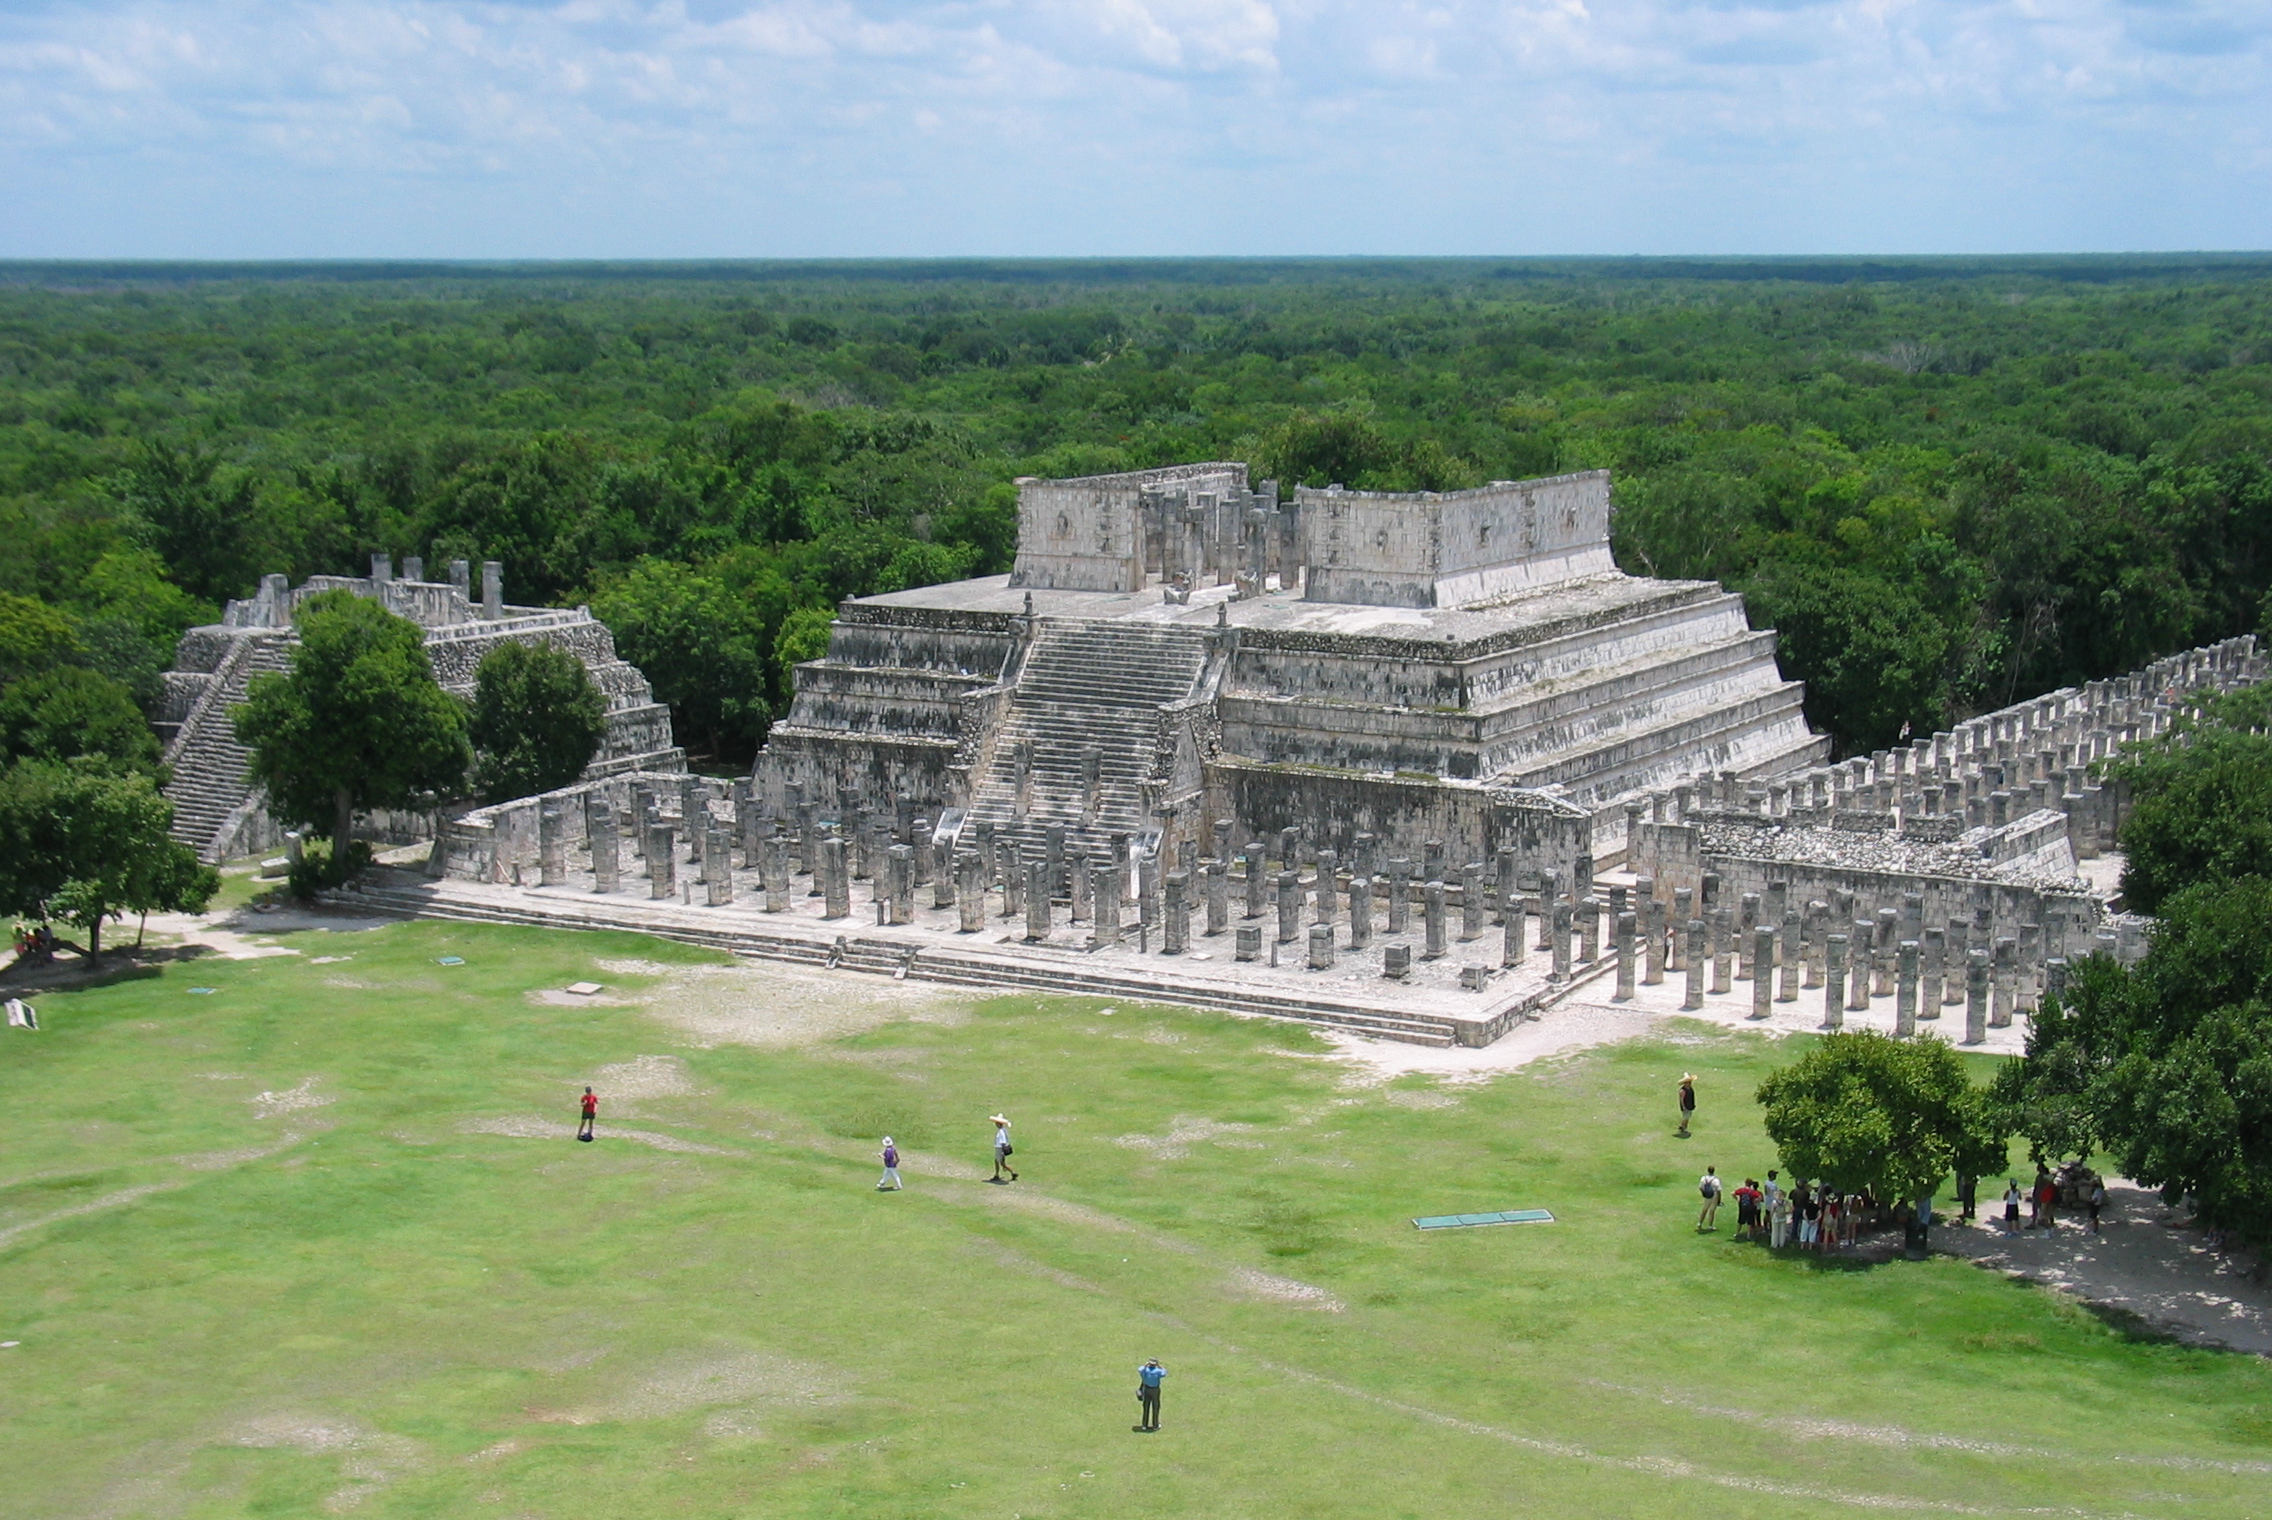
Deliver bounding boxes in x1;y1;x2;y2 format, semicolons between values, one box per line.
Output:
1991;937;2017;1027
1162;872;1190;955
763;834;789;912
1243;846;1267;920
1348;876;1372;950
820;837;848;919
1848;921;1873;1010
1095;862;1123;947
1709;907;1731;994
1579;897;1600;965
647;824;675;899
709;825;737;906
1314;850;1338;925
1965;950;1991;1044
1387;860;1412;935
889;845;915;925
1824;935;1847;1030
1275;872;1302;944
1751;928;1775;1019
958;855;986;933
1895;940;1920;1037
1308;923;1335;970
1614;913;1636;1001
1025;861;1052;943
1502;895;1526;968
590;802;618;893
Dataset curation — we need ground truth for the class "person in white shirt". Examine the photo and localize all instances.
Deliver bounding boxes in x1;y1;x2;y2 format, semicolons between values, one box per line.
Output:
1696;1166;1722;1231
990;1113;1018;1183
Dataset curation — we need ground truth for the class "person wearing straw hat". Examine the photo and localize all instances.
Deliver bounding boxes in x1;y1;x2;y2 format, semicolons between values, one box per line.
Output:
1676;1074;1697;1137
989;1114;1018;1183
876;1136;902;1191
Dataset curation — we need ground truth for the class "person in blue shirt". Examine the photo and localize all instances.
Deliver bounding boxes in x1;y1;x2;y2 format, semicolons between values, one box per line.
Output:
1134;1358;1167;1432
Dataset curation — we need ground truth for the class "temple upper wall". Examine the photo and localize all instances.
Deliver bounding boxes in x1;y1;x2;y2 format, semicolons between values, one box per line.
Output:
1298;470;1615;609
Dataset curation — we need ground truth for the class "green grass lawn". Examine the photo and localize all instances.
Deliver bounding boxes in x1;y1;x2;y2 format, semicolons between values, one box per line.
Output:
3;919;2269;1519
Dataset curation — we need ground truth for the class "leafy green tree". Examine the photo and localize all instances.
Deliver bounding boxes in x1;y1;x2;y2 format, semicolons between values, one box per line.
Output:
1756;1031;2007;1209
0;761;218;961
234;591;471;859
2006;878;2272;1246
113;441;263;603
0;593;81;686
0;667;161;771
469;641;609;804
591;559;769;759
771;606;837;699
2113;697;2272;913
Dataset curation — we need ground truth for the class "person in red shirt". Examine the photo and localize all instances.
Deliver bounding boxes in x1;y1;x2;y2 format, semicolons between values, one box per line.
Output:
578;1086;598;1142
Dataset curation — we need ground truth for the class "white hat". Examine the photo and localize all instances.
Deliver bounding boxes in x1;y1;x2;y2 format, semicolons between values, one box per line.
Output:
990;1114;1010;1125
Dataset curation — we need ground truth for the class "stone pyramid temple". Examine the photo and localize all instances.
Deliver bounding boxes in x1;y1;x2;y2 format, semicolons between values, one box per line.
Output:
757;463;1829;878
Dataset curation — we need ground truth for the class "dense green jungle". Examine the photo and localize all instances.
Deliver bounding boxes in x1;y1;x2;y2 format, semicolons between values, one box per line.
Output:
4;255;2270;767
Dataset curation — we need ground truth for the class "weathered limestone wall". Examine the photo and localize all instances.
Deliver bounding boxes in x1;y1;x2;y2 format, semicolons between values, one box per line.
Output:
1009;463;1248;592
1298;471;1616;608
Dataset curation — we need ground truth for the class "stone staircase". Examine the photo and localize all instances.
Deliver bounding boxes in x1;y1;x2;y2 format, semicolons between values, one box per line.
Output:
162;631;296;862
961;620;1211;858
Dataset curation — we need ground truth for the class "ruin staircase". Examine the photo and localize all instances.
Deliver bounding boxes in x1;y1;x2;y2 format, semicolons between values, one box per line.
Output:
161;632;296;863
961;620;1212;859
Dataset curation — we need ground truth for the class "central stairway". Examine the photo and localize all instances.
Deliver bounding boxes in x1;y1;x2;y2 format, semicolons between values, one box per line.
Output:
962;619;1211;857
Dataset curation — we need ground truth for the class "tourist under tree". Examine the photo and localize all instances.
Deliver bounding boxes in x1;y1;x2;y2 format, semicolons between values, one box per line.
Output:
234;591;471;872
469;640;608;805
1755;1030;2007;1256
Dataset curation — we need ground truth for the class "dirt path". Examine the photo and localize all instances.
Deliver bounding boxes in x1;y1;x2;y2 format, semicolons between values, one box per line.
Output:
1934;1183;2272;1354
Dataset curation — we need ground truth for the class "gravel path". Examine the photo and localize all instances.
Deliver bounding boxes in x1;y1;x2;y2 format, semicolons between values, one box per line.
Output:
1933;1183;2272;1355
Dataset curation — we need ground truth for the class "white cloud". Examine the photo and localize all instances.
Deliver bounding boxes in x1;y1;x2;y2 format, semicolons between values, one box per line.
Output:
0;0;2264;254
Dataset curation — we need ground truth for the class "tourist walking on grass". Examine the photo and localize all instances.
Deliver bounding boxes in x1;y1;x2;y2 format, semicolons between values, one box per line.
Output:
1677;1074;1697;1137
1134;1358;1167;1432
2003;1180;2021;1233
1696;1166;1721;1231
990;1113;1018;1183
578;1086;598;1142
877;1136;902;1191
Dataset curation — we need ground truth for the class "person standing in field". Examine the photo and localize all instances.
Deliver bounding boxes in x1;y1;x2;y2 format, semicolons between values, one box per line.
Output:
578;1086;598;1142
1696;1166;1722;1231
2088;1179;2106;1233
1769;1180;1792;1250
1134;1358;1167;1432
990;1113;1018;1183
877;1136;902;1191
1677;1074;1697;1137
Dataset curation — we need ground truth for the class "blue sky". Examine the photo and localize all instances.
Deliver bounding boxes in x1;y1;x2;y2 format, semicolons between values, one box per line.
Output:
2;0;2268;257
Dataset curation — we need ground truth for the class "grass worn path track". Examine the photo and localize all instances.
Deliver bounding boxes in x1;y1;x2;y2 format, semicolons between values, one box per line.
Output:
2;918;2269;1519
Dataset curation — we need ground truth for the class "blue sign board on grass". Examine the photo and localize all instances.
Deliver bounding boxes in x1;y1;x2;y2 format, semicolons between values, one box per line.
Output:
1413;1209;1555;1230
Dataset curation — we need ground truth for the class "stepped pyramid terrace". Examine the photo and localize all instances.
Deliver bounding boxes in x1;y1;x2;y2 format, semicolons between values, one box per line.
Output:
158;556;682;864
353;463;2264;1049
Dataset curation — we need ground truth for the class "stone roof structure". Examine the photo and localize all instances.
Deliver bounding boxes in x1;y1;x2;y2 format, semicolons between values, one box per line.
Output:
158;555;680;863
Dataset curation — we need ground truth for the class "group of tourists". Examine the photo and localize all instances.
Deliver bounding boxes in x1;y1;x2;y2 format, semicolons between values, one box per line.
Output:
1997;1170;2106;1233
1697;1167;1879;1251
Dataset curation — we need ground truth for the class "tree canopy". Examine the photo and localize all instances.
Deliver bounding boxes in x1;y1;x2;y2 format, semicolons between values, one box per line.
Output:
234;590;471;855
1756;1031;2007;1205
0;259;2267;763
0;761;217;960
469;640;609;805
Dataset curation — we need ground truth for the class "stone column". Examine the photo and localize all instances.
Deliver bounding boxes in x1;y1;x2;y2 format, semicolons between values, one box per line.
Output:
1802;901;1826;989
958;855;986;932
1459;862;1486;942
889;845;915;925
708;824;736;905
806;835;838;918
1643;894;1667;985
1991;937;2017;1028
1423;880;1448;960
1423;837;1446;883
1779;912;1803;1002
1024;860;1052;942
1095;861;1123;947
1001;844;1025;919
1243;846;1267;920
1204;860;1228;936
647;824;675;899
537;803;565;887
1348;876;1372;950
932;834;956;910
2044;957;2069;1005
1494;846;1518;924
1553;900;1574;982
2016;922;2042;1016
763;834;789;912
591;802;618;893
1737;892;1760;980
1502;895;1527;969
1873;908;1898;996
1314;851;1338;926
1614;912;1637;1002
1895;940;1919;1037
1069;849;1091;924
1965;950;1990;1045
1276;872;1302;944
1578;897;1600;965
1824;935;1847;1030
1709;908;1732;994
1537;873;1562;950
1751;928;1775;1019
1682;921;1705;1010
1308;922;1336;970
1669;887;1693;970
1920;928;1945;1019
1945;919;1970;1002
1848;921;1873;1011
1387;860;1412;935
1163;872;1191;954
1277;826;1301;873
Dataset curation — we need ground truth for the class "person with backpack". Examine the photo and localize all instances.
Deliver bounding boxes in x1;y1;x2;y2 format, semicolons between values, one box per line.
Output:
1696;1166;1722;1231
877;1136;903;1191
990;1113;1018;1183
1134;1358;1167;1432
577;1086;598;1142
1677;1074;1697;1137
